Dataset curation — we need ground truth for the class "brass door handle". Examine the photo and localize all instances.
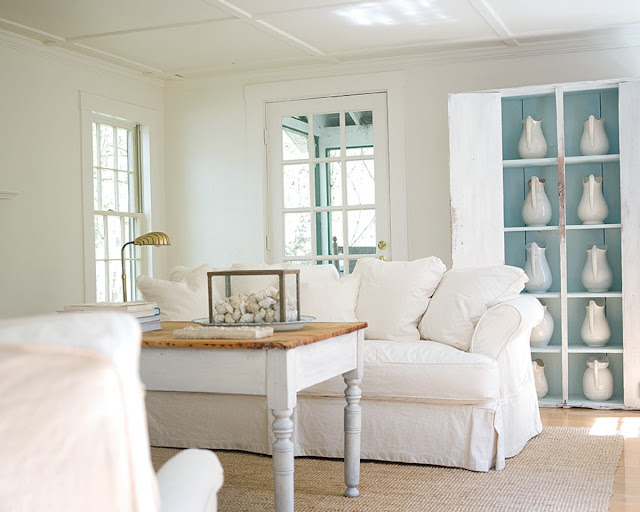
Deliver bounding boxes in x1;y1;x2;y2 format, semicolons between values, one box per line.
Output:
377;240;387;250
378;255;387;261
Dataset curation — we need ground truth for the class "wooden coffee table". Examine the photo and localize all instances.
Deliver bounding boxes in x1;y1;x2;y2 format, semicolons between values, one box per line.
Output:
140;321;366;512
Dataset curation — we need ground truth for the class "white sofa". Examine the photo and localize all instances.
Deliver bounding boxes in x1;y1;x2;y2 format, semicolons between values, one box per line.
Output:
138;257;544;472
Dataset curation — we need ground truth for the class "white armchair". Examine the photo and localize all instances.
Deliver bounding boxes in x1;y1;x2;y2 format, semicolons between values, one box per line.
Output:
0;312;223;512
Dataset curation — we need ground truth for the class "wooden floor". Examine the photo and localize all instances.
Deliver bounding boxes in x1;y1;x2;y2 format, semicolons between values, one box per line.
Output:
540;408;640;511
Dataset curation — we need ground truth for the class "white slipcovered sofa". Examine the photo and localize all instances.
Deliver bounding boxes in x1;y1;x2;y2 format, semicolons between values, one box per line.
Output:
138;257;544;472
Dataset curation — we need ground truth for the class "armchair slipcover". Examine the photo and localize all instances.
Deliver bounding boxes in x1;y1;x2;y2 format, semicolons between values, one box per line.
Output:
0;312;223;512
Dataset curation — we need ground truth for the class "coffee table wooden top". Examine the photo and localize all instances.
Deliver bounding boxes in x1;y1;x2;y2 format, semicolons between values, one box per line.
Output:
142;321;367;350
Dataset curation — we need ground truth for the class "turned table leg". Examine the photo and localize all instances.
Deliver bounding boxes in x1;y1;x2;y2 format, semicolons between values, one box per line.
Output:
343;373;362;497
271;408;294;512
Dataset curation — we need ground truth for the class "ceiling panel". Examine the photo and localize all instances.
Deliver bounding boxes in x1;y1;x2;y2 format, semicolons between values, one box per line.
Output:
0;0;231;38
488;0;640;36
223;0;365;14
260;0;498;54
81;20;315;73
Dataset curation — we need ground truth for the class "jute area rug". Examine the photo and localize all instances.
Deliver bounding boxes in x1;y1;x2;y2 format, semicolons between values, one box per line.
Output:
151;426;622;511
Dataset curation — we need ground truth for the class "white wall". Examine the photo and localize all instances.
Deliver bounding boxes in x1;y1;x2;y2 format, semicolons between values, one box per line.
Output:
0;34;164;318
163;46;640;270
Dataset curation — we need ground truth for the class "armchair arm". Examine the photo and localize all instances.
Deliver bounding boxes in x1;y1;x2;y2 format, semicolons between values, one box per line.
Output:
470;296;543;360
157;449;224;512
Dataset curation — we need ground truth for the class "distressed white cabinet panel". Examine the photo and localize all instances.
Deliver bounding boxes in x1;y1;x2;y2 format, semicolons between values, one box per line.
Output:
449;92;504;268
619;81;640;408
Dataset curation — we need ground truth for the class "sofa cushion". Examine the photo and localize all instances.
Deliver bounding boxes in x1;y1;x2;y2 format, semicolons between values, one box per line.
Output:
419;265;528;351
300;273;360;322
353;257;446;341
136;264;218;321
302;339;500;404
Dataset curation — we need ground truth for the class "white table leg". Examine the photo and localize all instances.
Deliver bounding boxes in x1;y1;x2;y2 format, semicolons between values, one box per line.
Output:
272;408;294;512
343;373;362;498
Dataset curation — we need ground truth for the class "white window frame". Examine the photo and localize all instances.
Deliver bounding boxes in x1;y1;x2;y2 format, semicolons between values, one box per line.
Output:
245;71;408;263
79;92;162;302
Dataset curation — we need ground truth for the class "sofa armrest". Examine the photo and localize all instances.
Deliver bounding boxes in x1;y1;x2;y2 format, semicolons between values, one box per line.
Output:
470;296;543;360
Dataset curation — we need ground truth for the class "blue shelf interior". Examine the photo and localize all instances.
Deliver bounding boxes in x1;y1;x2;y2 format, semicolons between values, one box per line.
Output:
568;352;624;402
567;297;623;348
502;94;558;160
565;161;621;225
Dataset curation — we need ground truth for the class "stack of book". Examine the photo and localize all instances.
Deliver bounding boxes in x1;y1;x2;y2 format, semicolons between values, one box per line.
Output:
61;301;162;332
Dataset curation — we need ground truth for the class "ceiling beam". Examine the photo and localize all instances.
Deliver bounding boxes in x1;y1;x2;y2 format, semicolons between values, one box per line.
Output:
468;0;519;47
204;0;339;63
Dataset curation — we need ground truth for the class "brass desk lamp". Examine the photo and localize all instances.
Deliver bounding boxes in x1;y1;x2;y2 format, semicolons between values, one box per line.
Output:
121;231;171;302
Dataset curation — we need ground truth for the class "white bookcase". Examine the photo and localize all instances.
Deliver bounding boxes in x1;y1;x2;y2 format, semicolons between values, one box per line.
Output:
449;79;640;409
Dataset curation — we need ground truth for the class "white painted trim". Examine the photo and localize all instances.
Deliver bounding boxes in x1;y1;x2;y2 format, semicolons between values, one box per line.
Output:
245;71;408;262
79;91;165;301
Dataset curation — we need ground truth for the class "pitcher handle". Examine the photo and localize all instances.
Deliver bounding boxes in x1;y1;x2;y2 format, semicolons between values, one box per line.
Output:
589;115;595;148
593;360;601;390
591;246;598;281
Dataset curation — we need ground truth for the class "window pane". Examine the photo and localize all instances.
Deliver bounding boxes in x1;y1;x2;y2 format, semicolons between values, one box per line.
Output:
284;212;311;257
100;124;114;169
117;172;131;212
316;211;343;258
108;260;122;302
283;164;310;208
348;210;376;255
92;123;98;167
315;162;342;207
117;128;129;171
93;168;100;210
94;215;105;259
316;113;341;158
346;160;375;205
95;261;106;302
345;110;373;152
107;215;123;259
282;119;309;160
346;146;374;157
101;169;115;211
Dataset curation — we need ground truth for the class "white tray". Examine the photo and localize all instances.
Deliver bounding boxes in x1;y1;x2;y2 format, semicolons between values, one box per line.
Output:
192;315;315;332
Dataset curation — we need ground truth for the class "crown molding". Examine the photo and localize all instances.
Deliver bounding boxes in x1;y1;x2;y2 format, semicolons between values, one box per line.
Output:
0;190;19;200
0;28;165;88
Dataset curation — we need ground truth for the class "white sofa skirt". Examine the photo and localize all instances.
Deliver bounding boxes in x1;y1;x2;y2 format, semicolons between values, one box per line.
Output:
146;381;541;472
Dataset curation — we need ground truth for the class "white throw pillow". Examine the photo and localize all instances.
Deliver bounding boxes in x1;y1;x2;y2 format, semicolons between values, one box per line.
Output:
136;264;218;321
300;274;360;322
353;257;447;341
419;265;528;351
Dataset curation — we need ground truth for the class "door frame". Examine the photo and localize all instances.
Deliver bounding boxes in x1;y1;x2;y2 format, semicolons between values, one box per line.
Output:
245;71;408;262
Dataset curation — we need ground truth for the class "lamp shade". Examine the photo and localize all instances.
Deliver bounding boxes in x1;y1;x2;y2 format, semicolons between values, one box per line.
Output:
133;231;171;246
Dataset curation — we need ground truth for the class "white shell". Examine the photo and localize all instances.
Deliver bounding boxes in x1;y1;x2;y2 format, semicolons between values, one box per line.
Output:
267;287;278;298
224;303;234;314
240;313;255;323
224;312;235;323
229;296;243;308
213;313;225;323
232;309;242;321
246;301;260;313
258;297;275;309
255;290;268;301
254;308;266;322
265;309;276;322
215;303;227;315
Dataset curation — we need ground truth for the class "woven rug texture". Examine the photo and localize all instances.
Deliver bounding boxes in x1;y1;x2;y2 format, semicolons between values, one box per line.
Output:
151;426;622;511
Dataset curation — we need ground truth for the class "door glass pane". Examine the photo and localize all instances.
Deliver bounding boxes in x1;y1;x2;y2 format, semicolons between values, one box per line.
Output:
315;162;342;207
315;112;341;158
284;212;311;257
283;164;310;208
345;110;373;153
282;118;309;160
348;209;376;255
316;211;343;257
347;160;375;205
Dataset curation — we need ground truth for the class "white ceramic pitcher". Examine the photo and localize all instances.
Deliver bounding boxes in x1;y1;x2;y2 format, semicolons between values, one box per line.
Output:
580;115;609;156
518;116;548;159
577;174;608;225
532;359;548;399
522;176;552;226
530;299;554;347
583;356;613;401
580;300;611;347
524;242;553;293
581;245;613;292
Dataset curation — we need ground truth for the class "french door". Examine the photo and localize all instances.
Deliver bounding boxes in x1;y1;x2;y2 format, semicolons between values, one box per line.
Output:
266;93;391;274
